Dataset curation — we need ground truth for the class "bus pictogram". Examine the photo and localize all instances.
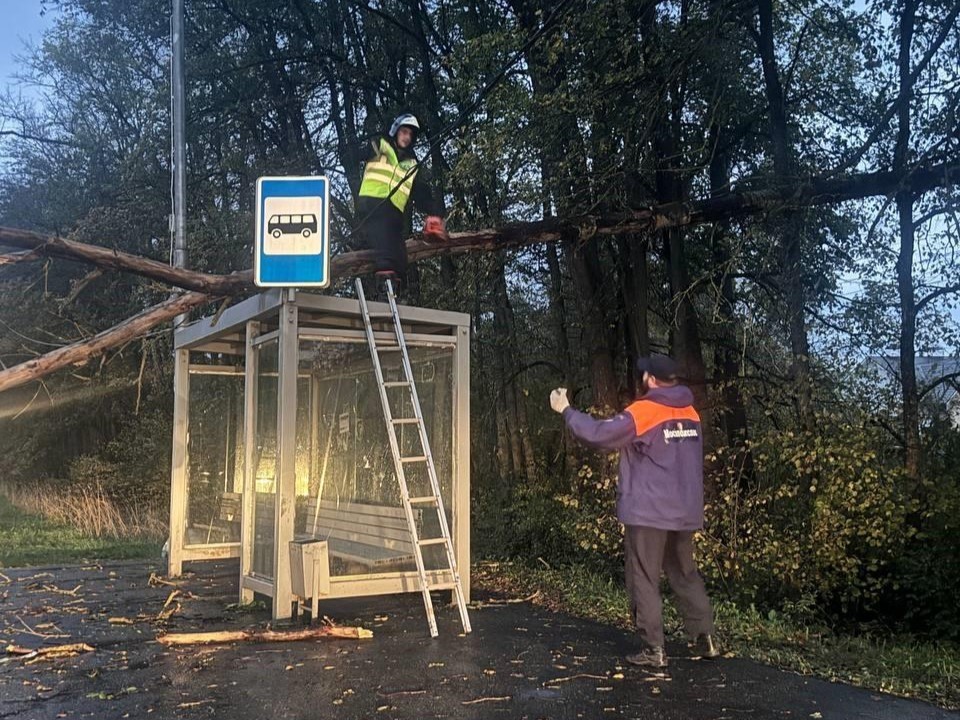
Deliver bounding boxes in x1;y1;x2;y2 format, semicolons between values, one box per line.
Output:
267;213;318;238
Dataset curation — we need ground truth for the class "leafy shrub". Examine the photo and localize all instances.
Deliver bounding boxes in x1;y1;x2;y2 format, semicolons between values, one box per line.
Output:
700;421;916;619
555;461;623;570
473;482;576;563
889;429;960;640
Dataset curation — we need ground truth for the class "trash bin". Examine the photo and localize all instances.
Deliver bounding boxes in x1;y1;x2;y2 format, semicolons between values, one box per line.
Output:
289;539;329;617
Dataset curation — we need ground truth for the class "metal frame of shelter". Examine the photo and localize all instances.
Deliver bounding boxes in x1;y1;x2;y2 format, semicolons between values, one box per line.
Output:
166;288;471;620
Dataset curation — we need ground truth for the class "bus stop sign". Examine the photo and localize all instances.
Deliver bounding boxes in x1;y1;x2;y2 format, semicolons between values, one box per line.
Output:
255;176;330;287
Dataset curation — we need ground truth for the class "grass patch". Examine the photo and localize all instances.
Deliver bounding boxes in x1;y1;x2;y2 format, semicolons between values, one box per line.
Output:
0;493;161;568
474;559;960;710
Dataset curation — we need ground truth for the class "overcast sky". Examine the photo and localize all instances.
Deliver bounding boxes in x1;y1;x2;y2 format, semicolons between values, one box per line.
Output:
0;1;57;90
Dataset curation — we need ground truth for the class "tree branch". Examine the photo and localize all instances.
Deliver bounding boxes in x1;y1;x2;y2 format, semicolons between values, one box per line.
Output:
919;371;960;402
0;227;253;294
0;249;39;265
0;129;76;147
831;1;960;175
0;292;214;393
916;282;960;313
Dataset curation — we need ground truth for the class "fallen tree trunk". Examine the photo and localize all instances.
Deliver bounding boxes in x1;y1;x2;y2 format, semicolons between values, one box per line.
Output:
2;159;956;295
0;291;212;393
0;226;252;295
157;625;373;646
0;159;957;395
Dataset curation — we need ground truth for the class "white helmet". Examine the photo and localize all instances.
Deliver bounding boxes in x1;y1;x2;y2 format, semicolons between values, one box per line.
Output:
389;113;420;138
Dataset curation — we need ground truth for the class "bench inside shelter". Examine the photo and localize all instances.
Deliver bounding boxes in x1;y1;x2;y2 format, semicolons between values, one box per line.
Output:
187;491;241;544
297;498;421;571
287;498;424;618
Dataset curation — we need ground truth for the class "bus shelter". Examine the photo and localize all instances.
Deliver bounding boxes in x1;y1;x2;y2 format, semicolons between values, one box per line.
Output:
166;289;471;620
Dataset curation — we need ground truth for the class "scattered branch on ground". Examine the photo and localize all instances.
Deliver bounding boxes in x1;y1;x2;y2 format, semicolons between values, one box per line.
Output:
3;642;94;664
461;696;512;704
157;625;373;646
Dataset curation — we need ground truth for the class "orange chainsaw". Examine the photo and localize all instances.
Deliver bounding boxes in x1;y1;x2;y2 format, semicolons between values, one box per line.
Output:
424;215;449;242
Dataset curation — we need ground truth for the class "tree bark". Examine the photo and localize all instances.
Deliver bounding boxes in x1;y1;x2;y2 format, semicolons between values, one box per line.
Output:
545;242;573;384
563;241;619;409
616;234;650;391
757;0;813;429
895;0;921;483
492;256;537;481
709;126;750;449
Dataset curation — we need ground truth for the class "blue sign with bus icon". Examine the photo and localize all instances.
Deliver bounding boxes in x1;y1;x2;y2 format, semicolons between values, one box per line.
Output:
255;176;330;287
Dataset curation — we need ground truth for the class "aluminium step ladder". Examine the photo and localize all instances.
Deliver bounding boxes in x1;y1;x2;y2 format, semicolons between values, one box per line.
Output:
355;277;471;638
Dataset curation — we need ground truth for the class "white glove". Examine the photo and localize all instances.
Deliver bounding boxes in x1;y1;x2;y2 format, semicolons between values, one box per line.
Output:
550;388;570;414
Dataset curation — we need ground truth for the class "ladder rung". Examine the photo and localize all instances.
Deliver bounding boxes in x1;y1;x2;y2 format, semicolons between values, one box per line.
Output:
418;538;448;547
401;455;427;463
391;418;419;425
427;581;458;591
408;496;438;505
377;346;402;352
383;381;411;388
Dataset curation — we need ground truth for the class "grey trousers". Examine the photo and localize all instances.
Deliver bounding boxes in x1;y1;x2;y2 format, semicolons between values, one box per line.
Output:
623;525;715;649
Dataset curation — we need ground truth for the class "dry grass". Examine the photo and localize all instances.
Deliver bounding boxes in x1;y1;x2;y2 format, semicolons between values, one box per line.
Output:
2;482;166;540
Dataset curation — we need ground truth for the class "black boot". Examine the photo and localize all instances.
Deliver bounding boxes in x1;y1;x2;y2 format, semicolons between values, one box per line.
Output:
375;270;402;299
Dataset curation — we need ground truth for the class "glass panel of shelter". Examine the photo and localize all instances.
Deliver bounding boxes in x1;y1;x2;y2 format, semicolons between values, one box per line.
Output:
185;352;244;548
293;337;455;578
252;339;279;580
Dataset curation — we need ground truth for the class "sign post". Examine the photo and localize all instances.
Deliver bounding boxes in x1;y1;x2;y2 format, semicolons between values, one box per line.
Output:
255;176;330;287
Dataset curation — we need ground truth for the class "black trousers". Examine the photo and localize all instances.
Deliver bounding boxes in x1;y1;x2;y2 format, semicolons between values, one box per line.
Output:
623;525;715;649
357;198;406;276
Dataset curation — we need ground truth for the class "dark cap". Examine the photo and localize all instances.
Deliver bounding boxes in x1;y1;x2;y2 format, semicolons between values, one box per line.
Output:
636;354;682;380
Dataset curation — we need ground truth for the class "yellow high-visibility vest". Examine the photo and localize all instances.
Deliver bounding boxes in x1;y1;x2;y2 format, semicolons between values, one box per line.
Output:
359;138;419;212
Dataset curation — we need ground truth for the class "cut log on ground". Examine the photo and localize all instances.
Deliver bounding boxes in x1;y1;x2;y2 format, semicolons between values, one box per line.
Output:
157;625;373;646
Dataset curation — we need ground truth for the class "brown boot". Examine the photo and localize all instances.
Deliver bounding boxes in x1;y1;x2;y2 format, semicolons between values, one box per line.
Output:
689;633;720;659
625;646;668;668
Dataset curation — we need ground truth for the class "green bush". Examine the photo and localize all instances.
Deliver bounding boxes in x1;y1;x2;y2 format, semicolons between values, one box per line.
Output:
102;407;172;507
473;482;577;563
890;429;960;640
60;406;171;509
700;421;915;619
555;461;623;568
